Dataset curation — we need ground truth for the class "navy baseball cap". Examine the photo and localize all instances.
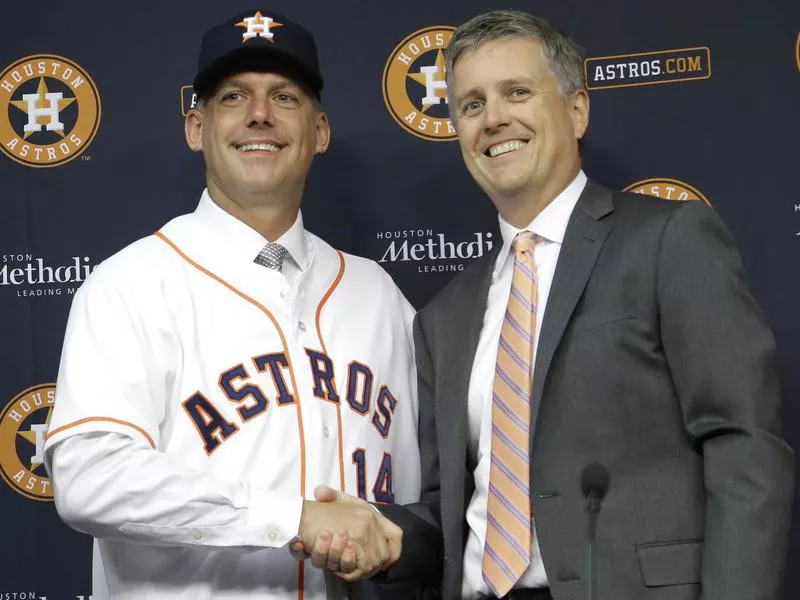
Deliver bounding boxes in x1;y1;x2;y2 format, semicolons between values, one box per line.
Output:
193;9;324;99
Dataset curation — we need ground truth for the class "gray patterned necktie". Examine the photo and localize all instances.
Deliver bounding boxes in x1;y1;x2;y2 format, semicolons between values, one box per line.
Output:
254;243;288;273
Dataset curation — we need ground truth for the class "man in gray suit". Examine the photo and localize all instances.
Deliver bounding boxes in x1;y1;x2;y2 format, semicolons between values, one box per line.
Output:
306;9;795;600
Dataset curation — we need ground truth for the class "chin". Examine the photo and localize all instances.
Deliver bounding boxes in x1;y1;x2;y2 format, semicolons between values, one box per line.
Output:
239;175;280;191
488;178;531;197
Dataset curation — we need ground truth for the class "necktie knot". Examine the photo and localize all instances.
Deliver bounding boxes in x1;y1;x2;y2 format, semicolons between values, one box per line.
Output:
512;231;538;255
254;243;288;272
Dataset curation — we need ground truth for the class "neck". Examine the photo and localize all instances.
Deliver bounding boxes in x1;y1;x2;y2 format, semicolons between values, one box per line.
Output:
494;166;580;229
207;182;302;241
496;193;553;229
230;203;299;241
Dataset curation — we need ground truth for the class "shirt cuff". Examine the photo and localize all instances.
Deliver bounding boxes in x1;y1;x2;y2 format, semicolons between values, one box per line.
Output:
246;485;304;548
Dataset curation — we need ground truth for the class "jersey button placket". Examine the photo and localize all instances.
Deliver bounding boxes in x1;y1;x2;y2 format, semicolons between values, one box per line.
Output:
289;276;319;492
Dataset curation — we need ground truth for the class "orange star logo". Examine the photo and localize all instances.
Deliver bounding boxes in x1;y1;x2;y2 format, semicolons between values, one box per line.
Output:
407;48;448;113
236;11;283;43
9;77;76;139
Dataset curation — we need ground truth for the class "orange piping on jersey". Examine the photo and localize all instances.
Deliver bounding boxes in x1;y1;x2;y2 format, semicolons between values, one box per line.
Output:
45;417;156;448
154;232;309;500
315;251;347;491
298;562;304;600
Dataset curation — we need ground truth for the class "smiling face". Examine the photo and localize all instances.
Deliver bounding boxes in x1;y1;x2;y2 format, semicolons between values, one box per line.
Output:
450;36;589;225
185;71;330;215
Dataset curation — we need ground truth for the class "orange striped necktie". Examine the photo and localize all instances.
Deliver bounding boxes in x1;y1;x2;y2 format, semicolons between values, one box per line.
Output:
482;231;538;596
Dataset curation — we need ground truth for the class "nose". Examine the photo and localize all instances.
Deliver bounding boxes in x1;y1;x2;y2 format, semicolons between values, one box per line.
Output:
482;97;510;132
247;93;274;127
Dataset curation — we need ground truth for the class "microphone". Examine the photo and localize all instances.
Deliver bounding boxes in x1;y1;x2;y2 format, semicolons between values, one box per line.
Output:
581;462;610;512
580;463;610;600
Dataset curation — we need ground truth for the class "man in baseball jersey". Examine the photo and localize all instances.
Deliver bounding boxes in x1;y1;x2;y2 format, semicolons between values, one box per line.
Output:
44;9;423;600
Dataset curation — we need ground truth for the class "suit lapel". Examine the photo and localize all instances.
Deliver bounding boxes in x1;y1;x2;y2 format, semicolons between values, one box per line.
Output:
530;181;614;436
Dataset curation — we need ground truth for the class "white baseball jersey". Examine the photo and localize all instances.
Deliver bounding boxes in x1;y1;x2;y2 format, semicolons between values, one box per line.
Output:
44;191;421;600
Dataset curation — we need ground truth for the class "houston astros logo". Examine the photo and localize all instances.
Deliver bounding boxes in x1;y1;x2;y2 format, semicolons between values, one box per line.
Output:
382;26;456;141
237;11;282;42
0;384;56;501
0;55;101;168
624;178;711;206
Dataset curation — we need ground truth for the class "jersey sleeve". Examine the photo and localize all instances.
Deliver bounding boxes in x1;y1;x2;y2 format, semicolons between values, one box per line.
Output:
48;432;302;549
44;275;171;450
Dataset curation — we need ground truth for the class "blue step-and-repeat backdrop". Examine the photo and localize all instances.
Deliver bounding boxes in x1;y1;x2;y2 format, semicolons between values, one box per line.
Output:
1;1;798;598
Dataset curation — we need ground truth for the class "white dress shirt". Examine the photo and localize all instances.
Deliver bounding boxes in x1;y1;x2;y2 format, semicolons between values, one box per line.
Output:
462;171;587;598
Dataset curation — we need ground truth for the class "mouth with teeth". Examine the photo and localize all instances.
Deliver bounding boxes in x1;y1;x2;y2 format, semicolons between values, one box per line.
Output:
235;142;283;153
486;139;528;158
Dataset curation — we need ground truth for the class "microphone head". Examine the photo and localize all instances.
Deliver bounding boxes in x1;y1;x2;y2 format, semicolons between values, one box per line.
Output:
581;463;610;498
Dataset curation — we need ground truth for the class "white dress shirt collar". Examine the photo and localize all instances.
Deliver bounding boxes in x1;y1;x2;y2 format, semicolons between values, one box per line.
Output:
493;170;588;278
196;189;310;271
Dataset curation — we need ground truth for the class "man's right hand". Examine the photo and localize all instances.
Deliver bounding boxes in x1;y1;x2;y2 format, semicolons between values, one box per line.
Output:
295;485;402;581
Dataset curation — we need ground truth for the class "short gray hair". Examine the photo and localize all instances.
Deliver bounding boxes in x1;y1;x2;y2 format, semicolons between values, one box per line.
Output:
446;10;585;100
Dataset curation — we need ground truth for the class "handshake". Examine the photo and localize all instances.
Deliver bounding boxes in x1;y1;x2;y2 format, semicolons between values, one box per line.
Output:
292;485;402;581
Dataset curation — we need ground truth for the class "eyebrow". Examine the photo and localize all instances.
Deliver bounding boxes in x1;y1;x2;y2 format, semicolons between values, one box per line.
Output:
454;77;538;105
267;80;303;94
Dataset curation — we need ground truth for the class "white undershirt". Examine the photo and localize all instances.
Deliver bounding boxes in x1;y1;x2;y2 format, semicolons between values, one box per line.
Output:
462;171;586;598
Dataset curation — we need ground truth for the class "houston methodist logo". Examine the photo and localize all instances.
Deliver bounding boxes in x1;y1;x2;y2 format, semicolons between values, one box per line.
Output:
1;252;96;298
382;26;456;141
377;227;494;274
0;55;101;167
0;384;56;501
624;178;711;206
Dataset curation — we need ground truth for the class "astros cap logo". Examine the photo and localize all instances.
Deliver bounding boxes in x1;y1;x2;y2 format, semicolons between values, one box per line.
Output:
0;384;56;501
383;26;456;141
624;178;711;206
0;55;101;168
236;11;282;42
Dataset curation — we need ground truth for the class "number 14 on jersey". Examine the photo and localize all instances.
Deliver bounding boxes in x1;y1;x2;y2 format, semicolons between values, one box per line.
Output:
352;449;393;503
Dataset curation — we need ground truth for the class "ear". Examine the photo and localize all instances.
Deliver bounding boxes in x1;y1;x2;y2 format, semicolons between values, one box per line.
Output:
569;89;590;140
314;110;331;155
185;108;204;152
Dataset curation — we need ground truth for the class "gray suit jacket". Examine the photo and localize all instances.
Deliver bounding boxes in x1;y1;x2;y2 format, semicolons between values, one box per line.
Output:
382;181;795;600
